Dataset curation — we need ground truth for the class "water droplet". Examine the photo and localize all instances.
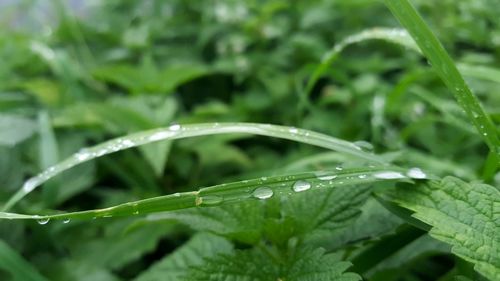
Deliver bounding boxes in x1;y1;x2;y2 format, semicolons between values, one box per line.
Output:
132;203;139;215
252;187;273;199
335;166;343;171
169;124;181;131
317;174;337;181
63;218;71;224
292;180;311;192
198;195;223;206
358;174;367;179
22;178;37;193
353;140;374;151
148;131;173;141
406;168;427;179
374;171;406;179
75;149;91;161
289;128;298;134
37;218;50;225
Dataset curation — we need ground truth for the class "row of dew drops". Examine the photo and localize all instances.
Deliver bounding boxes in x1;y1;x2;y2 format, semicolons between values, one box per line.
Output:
250;167;426;200
35;167;426;225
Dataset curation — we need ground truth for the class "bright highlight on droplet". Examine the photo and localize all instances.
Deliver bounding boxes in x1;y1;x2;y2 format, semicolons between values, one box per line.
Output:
37;218;50;225
169;124;181;131
317;174;337;181
373;171;406;179
199;195;223;206
407;168;427;179
292;180;311;192
252;187;273;199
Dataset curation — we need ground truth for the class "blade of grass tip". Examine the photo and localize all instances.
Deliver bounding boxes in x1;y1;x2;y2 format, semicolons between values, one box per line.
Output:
0;166;433;222
2;123;388;211
383;0;500;167
303;27;419;100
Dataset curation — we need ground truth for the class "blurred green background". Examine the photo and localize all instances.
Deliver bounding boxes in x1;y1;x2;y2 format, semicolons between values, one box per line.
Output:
0;0;499;280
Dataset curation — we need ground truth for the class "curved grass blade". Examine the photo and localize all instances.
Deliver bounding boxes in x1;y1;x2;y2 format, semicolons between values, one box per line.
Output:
304;27;419;99
0;166;431;222
383;0;500;166
2;123;387;211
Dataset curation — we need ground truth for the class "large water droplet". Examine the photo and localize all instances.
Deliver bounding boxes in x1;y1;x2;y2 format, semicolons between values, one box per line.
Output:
37;218;50;225
292;180;311;192
374;171;406;179
169;124;181;131
252;187;273;199
199;195;223;206
406;168;427;179
63;218;71;224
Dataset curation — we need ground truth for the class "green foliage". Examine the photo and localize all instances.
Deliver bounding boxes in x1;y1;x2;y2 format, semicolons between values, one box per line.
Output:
390;177;500;280
0;0;499;280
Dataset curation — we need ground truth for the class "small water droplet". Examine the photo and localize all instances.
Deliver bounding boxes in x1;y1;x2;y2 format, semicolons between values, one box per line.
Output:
358;174;367;179
374;171;406;179
75;149;91;161
198;195;223;206
37;218;50;225
289;128;298;134
318;174;337;181
148;131;173;141
335;167;343;171
292;180;311;192
169;124;181;131
407;168;427;179
252;187;273;199
63;218;71;224
353;140;374;151
22;178;37;193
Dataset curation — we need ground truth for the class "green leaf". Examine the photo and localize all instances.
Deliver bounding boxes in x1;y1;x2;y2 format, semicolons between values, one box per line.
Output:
71;220;174;270
0;240;49;281
2;122;387;211
148;200;265;244
187;246;361;281
383;0;500;165
283;184;372;244
0;166;420;222
0;114;36;147
390;177;500;280
304;27;418;98
134;232;233;281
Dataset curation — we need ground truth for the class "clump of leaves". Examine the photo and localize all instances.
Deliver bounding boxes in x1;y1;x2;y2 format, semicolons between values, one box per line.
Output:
0;0;499;281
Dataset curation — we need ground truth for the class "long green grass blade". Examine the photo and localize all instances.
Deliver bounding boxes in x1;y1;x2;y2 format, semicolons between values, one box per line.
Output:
383;0;500;165
2;123;387;211
0;166;431;222
304;27;419;99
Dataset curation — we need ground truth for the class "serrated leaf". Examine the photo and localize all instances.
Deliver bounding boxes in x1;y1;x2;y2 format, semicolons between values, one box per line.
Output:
134;232;233;281
283;185;372;244
149;201;265;244
187;246;361;281
391;177;500;280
